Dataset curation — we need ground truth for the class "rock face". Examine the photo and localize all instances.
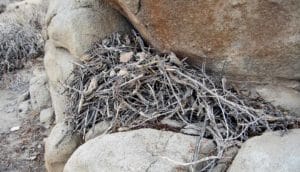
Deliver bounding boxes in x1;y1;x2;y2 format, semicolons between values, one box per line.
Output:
64;129;216;172
84;121;111;141
44;1;131;171
255;85;300;116
46;0;130;58
45;0;131;123
40;107;54;127
45;123;82;172
29;71;51;112
107;0;300;80
44;41;79;123
228;129;300;172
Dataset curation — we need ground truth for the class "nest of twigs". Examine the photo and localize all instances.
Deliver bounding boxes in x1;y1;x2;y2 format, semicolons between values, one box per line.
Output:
65;32;298;171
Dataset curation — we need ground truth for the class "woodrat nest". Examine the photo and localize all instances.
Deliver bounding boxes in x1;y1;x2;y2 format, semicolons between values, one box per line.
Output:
65;32;298;171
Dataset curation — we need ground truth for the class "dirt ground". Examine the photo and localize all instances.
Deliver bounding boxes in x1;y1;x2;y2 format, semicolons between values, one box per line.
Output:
0;62;47;172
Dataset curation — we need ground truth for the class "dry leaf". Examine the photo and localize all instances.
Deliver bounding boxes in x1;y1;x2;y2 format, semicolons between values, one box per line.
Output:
169;52;182;66
120;52;134;63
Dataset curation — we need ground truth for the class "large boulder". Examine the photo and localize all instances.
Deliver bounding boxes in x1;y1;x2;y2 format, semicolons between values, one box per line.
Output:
107;0;300;80
64;129;218;172
44;41;78;90
45;122;82;172
44;41;79;123
44;0;131;124
228;129;300;172
46;0;130;58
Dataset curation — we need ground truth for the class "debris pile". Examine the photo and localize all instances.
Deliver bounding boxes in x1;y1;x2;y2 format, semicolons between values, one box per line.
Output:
66;32;298;170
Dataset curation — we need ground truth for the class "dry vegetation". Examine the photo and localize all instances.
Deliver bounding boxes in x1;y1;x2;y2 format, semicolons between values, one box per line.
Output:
65;32;299;171
0;1;45;78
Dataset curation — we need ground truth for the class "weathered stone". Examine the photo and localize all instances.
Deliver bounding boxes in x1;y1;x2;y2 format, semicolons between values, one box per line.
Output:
17;91;30;104
255;85;300;117
6;0;45;11
40;107;54;127
228;129;300;172
45;122;82;172
29;72;51;112
18;100;31;118
44;41;78;122
47;0;130;58
108;0;300;80
46;0;101;22
3;0;47;28
64;129;216;172
85;121;111;141
44;41;78;88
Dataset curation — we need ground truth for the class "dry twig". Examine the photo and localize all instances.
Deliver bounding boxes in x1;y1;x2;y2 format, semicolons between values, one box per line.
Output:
65;32;299;171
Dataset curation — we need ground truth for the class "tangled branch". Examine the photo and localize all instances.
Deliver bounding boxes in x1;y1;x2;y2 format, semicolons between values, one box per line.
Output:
65;32;298;171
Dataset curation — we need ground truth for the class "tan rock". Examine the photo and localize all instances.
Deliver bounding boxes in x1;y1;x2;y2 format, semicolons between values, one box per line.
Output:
47;0;130;58
228;129;300;172
3;0;48;27
40;107;54;127
255;85;300;116
84;121;111;141
46;0;101;23
44;41;79;122
108;0;300;80
64;129;216;172
29;72;51;112
44;41;78;89
45;123;82;172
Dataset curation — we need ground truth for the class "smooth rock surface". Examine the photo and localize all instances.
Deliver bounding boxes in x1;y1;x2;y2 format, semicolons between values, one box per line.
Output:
255;85;300;116
108;0;300;80
228;129;300;172
40;107;54;127
47;0;130;58
29;72;51;112
44;41;78;122
84;121;111;141
64;129;216;172
45;123;82;172
44;41;78;88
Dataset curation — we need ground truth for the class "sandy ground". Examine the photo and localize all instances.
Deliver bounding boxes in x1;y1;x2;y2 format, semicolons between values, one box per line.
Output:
0;63;47;172
0;90;21;132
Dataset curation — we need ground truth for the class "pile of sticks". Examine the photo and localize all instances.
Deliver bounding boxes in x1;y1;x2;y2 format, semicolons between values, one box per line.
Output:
65;32;298;171
0;23;43;77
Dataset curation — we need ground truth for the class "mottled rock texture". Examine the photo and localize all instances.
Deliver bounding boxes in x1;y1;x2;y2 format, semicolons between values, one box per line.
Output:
229;129;300;172
107;0;300;80
64;129;216;172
